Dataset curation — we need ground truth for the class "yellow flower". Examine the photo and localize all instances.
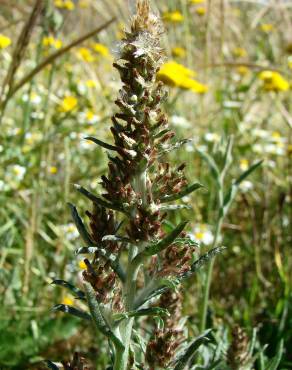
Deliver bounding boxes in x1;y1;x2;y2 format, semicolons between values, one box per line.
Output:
157;61;208;94
232;47;247;58
78;260;87;269
42;36;62;50
49;166;58;174
195;232;204;240
163;10;184;23
91;43;110;57
59;96;78;112
171;47;186;58
85;79;97;88
86;110;94;121
0;34;11;49
240;159;249;171
189;0;205;3
195;7;206;16
78;47;94;62
236;66;250;76
260;23;274;33
62;296;74;305
178;77;208;93
258;70;289;92
54;0;75;10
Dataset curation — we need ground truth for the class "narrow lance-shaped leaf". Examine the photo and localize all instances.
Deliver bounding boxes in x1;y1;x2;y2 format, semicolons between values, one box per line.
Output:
160;182;204;203
52;304;91;321
197;149;220;183
266;339;284;370
74;184;126;214
84;136;119;151
234;159;263;186
135;248;225;309
182;247;226;279
68;203;93;245
173;329;211;370
136;221;188;260
114;307;169;323
51;279;85;300
221;160;263;217
84;282;125;351
221;136;234;175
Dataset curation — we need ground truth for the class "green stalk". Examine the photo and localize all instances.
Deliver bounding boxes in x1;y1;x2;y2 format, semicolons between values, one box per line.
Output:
200;175;224;332
114;245;141;370
200;216;223;332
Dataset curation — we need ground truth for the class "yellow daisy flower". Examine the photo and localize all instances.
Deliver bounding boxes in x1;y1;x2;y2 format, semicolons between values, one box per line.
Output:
59;96;78;112
157;61;208;94
54;0;75;10
91;43;110;57
62;296;74;305
0;34;11;49
163;10;184;23
42;36;62;50
171;47;186;58
260;23;274;33
195;7;206;16
78;47;94;62
258;70;289;92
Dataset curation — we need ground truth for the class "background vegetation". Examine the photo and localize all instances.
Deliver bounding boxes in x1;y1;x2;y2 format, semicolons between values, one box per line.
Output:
0;0;291;368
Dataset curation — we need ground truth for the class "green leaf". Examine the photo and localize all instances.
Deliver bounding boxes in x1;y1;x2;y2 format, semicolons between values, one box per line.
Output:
234;159;263;186
68;203;93;245
74;184;126;214
221;160;263;217
51;280;85;300
84;282;125;350
160;183;204;203
266;339;284;370
52;304;91;321
114;307;169;323
140;221;188;258
197;149;220;182
173;330;211;370
182;247;226;279
84;136;119;151
222;136;233;173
